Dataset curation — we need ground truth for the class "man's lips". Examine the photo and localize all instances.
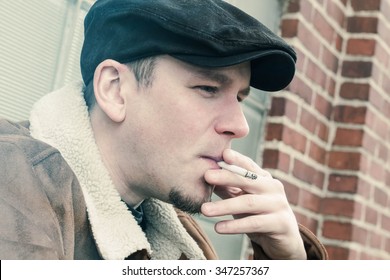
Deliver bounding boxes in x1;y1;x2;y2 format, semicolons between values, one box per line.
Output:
200;155;223;169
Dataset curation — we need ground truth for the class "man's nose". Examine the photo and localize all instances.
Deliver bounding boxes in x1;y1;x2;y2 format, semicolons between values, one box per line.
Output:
215;101;250;139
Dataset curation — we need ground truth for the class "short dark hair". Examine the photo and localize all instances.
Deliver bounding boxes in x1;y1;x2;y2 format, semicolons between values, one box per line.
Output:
83;56;158;110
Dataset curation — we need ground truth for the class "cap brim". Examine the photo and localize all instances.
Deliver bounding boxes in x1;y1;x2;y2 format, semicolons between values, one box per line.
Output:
173;50;295;92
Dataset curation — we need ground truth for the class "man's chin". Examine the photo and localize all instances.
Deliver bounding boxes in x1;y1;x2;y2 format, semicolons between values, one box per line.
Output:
168;187;212;215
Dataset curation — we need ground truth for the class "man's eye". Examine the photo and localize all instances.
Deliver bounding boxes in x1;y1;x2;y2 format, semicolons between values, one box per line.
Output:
195;85;218;94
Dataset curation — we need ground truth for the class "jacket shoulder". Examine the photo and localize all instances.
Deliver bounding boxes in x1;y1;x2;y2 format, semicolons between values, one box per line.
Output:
0;118;89;259
0;119;59;164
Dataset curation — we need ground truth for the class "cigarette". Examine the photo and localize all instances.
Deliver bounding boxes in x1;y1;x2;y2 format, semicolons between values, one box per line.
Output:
217;161;258;180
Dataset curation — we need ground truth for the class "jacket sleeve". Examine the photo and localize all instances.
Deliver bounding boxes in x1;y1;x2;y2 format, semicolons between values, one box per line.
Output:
0;141;81;259
251;224;328;260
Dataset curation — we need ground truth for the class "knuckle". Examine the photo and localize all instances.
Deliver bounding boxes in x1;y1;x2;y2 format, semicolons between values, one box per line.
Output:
272;178;285;193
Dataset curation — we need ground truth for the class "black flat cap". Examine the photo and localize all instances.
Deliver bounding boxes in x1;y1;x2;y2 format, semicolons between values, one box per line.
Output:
81;0;296;91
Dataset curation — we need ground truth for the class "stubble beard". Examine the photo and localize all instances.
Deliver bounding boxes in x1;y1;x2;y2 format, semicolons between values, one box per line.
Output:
168;182;214;215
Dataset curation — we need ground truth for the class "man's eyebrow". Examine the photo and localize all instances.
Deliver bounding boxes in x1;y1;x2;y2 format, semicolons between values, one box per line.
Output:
193;69;231;84
193;68;251;97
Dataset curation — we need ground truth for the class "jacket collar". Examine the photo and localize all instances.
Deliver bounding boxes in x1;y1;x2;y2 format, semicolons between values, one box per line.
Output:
29;82;205;260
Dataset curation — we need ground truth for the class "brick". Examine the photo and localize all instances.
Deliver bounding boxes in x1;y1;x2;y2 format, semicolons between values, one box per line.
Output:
289;76;313;105
322;47;339;72
382;75;390;95
306;59;327;89
340;82;370;101
313;10;334;43
293;158;325;188
265;123;283;141
317;121;329;142
281;19;298;38
282;126;307;153
298;24;321;57
378;22;390;52
325;245;350;260
328;174;358;193
321;197;355;218
286;0;300;13
278;151;291;173
262;149;278;169
323;220;352;241
385;237;390;253
346;38;376;56
368;87;384;112
335;33;343;51
360;252;377;260
381;214;390;231
285;99;298;122
369;231;383;249
374;187;388;207
375;41;390;69
339;0;348;6
269;97;286;116
342;61;373;78
300;108;317;133
298;188;321;212
370;160;385;182
333;127;364;146
300;0;313;21
347;16;378;33
262;149;291;173
351;224;369;244
333;105;367;124
353;201;363;220
357;178;372;198
373;117;389;140
308;141;327;164
351;0;381;11
362;132;377;155
327;151;361;170
294;211;319;234
269;97;297;121
378;143;388;162
386;171;390;190
365;206;378;225
282;180;299;205
383;0;390;20
314;93;332;119
348;249;360;260
327;77;336;97
294;47;305;71
326;0;345;28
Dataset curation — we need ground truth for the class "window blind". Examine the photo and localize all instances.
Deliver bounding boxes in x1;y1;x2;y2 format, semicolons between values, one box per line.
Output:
0;0;68;121
63;7;87;85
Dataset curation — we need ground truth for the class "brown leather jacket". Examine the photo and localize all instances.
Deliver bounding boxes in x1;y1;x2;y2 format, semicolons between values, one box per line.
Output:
0;118;327;260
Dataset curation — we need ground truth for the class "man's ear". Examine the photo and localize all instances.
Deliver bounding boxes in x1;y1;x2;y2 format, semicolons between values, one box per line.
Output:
93;59;129;123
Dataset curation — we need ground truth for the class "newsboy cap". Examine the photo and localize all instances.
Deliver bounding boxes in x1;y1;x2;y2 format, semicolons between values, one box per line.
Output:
81;0;297;91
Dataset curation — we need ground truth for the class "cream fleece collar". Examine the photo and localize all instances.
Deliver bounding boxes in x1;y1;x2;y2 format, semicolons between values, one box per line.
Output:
29;82;205;260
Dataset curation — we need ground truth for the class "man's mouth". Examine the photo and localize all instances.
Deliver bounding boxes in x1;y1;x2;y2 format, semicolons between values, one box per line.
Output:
200;155;223;169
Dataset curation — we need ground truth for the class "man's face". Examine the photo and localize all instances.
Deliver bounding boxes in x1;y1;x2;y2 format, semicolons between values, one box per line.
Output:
121;56;251;213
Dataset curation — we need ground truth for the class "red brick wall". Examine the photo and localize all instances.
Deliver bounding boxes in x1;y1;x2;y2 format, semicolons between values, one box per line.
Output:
264;0;390;259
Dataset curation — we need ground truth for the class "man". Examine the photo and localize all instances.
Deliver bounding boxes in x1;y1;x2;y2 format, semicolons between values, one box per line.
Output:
0;0;327;259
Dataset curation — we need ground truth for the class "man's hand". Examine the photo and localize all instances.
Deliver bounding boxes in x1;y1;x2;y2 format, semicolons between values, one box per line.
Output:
201;149;306;260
